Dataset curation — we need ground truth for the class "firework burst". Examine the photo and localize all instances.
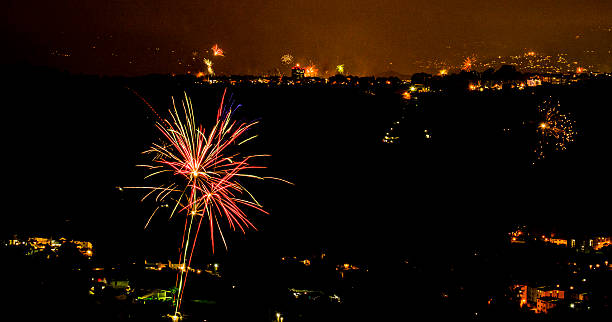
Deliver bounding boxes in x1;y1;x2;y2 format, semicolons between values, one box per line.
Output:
203;58;214;76
281;54;294;65
134;90;287;316
304;64;318;77
212;44;224;57
336;64;345;75
461;56;475;72
534;98;577;160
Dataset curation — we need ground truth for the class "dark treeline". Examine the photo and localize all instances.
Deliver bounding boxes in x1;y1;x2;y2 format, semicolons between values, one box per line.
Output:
2;63;610;263
2;63;611;322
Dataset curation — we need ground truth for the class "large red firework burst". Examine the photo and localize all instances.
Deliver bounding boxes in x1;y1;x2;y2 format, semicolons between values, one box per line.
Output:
136;89;284;316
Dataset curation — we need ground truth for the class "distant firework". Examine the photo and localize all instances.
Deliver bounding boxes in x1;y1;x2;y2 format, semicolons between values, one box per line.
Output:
133;91;288;318
281;54;293;65
212;44;224;57
203;58;214;75
439;69;448;76
336;64;345;74
462;56;475;72
534;98;577;161
576;67;586;74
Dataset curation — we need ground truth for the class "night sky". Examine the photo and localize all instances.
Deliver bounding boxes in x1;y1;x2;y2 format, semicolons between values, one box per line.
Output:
3;0;612;75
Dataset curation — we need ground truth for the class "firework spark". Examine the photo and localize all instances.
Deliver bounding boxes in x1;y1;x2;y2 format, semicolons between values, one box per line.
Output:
212;44;224;57
462;56;475;72
281;54;294;65
134;90;287;316
203;58;214;76
336;64;345;74
534;98;577;160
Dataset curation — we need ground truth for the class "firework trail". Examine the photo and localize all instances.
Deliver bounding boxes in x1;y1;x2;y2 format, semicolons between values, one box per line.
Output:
534;97;577;161
281;54;294;65
336;64;345;75
133;90;289;317
212;44;224;57
125;87;164;122
203;58;214;76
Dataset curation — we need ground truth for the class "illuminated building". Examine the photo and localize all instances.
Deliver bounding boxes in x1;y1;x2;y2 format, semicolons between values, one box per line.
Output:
515;284;528;307
527;76;542;86
336;263;364;280
509;225;528;243
536;297;561;314
516;284;566;313
281;256;312;266
592;236;611;250
136;289;174;303
547;238;568;247
17;236;93;256
291;65;305;79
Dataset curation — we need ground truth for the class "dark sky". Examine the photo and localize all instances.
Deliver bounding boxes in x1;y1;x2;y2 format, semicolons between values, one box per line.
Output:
3;0;612;74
